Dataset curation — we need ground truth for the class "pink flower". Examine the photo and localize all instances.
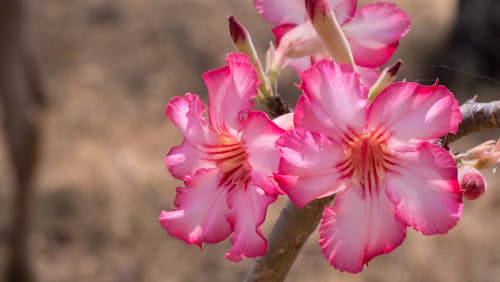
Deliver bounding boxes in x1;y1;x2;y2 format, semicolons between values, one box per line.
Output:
254;0;410;80
160;53;284;262
275;60;463;273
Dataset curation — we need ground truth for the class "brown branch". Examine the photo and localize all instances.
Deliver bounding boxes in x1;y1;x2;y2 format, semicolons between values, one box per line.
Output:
245;99;500;282
447;100;500;143
244;196;333;282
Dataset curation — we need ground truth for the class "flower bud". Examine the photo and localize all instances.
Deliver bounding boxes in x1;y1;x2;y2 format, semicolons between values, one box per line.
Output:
467;139;497;157
368;60;402;102
458;165;487;200
228;15;271;98
464;139;500;170
269;22;326;76
305;0;354;65
229;16;252;51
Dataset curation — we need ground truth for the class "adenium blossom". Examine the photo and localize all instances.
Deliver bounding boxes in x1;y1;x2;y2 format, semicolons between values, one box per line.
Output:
275;60;463;273
159;53;284;262
254;0;410;80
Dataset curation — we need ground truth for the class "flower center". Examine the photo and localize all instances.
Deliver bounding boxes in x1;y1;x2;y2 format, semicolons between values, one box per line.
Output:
203;136;249;189
337;132;396;195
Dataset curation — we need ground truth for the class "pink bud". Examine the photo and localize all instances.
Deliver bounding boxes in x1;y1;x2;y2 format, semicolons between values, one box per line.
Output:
386;60;402;77
227;15;272;98
458;166;487;200
228;15;248;46
304;0;354;65
368;60;403;102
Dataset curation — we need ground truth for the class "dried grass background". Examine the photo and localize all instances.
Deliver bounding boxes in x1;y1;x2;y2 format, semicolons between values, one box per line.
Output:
0;0;498;281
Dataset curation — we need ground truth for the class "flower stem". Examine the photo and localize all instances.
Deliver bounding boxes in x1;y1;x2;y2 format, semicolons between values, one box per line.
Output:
244;196;334;282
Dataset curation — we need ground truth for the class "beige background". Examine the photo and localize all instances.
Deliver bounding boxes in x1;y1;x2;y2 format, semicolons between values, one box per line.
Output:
0;0;498;281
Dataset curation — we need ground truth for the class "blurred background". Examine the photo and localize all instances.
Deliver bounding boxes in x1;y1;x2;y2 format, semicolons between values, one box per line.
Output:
0;0;498;281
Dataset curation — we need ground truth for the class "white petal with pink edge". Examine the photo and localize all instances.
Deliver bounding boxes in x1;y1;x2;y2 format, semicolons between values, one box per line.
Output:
319;184;406;273
286;57;380;87
277;22;325;59
386;143;463;235
203;53;258;136
165;93;214;146
356;66;380;87
275;128;346;207
295;60;368;141
342;3;410;67
225;184;276;262
159;169;232;245
272;24;297;46
286;56;315;75
254;0;306;25
329;0;358;26
166;140;215;180
241;112;284;195
254;0;356;25
272;112;295;131
367;82;461;148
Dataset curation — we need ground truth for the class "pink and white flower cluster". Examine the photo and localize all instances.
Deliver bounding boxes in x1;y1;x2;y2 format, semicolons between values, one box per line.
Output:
159;0;467;275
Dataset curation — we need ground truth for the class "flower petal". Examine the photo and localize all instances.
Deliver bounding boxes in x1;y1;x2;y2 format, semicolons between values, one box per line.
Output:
272;112;295;131
241;112;284;195
275;128;346;207
254;0;356;25
329;0;358;26
287;57;380;87
342;3;410;67
367;82;461;148
295;60;368;141
254;0;307;25
319;185;406;273
278;22;326;59
356;66;380;87
203;53;258;135
166;140;214;180
272;23;297;46
159;169;232;245
225;184;276;262
165;93;214;146
385;143;463;235
286;56;315;75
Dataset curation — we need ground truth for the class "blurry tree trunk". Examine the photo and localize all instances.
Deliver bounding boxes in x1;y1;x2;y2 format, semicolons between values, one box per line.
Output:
435;0;500;87
0;1;45;282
